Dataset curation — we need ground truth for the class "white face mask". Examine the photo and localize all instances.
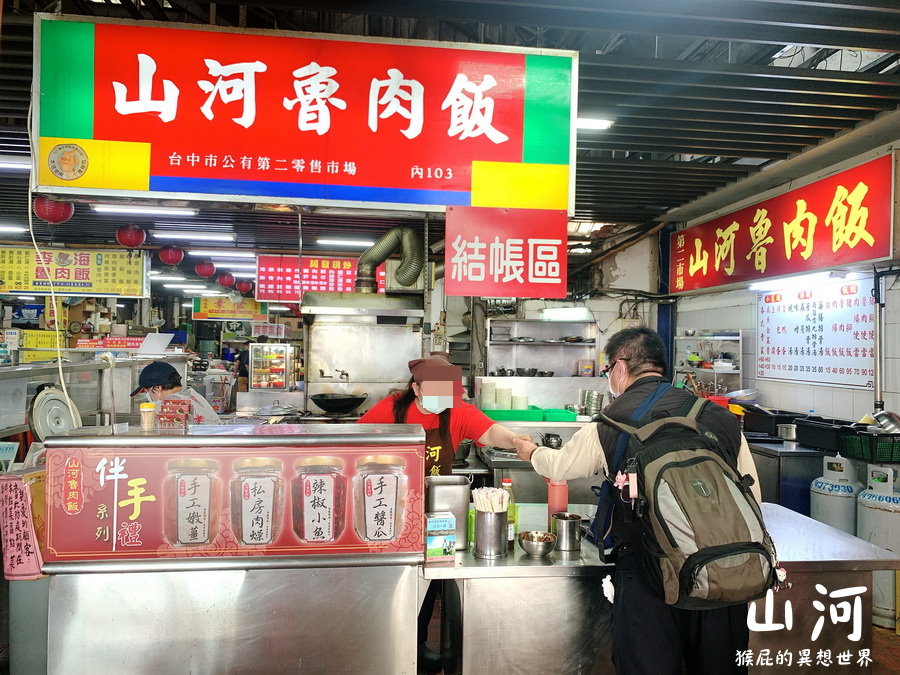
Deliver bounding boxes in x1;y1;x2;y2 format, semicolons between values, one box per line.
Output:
421;395;453;415
608;361;624;399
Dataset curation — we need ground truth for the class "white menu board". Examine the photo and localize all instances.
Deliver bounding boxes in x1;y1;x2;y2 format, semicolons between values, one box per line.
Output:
757;277;875;389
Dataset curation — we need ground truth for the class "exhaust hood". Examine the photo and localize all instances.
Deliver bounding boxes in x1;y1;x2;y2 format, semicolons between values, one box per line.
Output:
300;291;424;317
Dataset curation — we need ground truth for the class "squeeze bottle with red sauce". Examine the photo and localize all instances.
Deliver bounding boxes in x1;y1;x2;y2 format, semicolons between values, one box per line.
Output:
546;478;569;528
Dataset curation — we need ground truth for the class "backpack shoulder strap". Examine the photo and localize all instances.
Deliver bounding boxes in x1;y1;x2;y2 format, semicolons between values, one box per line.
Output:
627;396;710;444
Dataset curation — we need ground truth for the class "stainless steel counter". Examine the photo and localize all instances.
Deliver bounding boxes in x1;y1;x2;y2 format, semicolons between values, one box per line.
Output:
749;441;826;515
425;504;607;580
761;502;900;572
43;422;424;448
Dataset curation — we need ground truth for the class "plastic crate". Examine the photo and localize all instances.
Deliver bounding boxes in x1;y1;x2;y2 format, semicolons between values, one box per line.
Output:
741;406;803;436
840;431;900;463
543;408;577;422
483;406;543;421
794;416;857;452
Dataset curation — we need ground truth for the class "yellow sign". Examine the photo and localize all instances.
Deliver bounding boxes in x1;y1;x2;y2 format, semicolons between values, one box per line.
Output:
192;297;268;322
20;329;64;363
0;247;148;298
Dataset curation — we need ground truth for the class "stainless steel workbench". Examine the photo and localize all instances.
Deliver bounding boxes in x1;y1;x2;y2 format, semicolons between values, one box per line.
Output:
423;503;900;674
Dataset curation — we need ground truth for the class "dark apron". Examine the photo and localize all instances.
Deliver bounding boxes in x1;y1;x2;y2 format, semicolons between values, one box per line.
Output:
424;425;453;477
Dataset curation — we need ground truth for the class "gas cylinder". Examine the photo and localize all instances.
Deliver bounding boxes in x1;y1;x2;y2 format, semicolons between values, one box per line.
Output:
856;464;900;629
810;455;863;535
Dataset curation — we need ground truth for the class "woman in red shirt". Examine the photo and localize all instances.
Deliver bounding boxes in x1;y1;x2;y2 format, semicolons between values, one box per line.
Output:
358;353;526;475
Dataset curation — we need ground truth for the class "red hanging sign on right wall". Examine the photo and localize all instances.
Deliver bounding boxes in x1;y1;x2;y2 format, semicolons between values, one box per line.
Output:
669;154;894;293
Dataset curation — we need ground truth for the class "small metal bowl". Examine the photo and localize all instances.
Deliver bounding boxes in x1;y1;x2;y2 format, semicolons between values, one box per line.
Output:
517;531;557;557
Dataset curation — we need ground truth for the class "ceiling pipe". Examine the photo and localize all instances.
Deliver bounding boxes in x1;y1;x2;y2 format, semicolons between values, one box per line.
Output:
355;226;424;293
662;107;900;224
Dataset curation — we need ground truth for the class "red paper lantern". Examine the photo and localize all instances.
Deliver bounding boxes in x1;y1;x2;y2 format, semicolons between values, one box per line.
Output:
33;196;74;225
158;245;184;266
194;259;216;278
235;280;253;294
115;224;146;249
217;272;236;288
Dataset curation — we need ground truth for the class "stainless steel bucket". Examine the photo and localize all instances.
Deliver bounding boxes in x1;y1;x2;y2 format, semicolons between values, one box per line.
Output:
426;475;471;550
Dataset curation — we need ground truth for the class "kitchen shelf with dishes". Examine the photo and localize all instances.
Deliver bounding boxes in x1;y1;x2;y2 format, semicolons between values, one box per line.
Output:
486;319;599;378
673;329;744;392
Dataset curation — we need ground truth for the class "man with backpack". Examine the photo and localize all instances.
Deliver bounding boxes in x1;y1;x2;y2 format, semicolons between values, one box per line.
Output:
514;327;773;675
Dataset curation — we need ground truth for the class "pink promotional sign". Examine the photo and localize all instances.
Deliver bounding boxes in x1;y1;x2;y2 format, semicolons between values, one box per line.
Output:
256;255;385;303
444;206;568;298
44;442;424;561
0;475;45;580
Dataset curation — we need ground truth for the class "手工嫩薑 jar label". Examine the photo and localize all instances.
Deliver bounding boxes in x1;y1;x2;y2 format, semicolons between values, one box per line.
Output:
239;475;277;545
362;472;398;541
301;474;336;541
175;472;213;545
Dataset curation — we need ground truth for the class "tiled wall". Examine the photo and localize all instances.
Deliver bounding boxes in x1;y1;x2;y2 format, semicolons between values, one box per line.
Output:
677;284;900;420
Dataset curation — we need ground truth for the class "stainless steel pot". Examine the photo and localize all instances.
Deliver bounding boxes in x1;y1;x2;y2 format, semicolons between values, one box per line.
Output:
255;400;301;416
874;410;900;434
776;423;797;440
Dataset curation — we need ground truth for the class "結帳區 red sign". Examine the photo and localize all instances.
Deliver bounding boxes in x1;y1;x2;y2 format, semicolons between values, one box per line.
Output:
669;154;894;293
444;206;568;298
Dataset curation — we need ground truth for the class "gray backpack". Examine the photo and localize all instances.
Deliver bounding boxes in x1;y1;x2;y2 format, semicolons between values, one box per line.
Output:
599;395;778;609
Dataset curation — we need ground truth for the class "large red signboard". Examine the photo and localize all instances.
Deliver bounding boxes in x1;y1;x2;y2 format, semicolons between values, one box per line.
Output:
256;255;386;303
444;206;568;298
44;440;424;561
36;17;575;211
669;155;894;293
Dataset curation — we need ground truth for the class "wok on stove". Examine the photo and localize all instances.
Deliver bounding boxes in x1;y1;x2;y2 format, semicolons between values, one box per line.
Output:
310;393;368;414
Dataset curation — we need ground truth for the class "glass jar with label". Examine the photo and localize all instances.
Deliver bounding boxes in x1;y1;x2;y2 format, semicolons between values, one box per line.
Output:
292;456;346;543
230;458;284;546
163;459;221;546
352;455;407;542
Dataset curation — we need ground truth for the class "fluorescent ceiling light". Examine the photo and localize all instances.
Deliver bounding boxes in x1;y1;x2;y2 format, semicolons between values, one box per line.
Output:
187;250;256;258
116;303;125;308
151;275;186;282
231;272;257;278
164;284;207;290
148;270;160;276
182;302;193;308
217;262;258;270
0;155;30;171
269;305;291;311
317;238;375;247
199;291;224;296
747;272;842;291
540;307;593;321
92;204;198;216
576;118;614;130
0;225;27;233
568;247;593;254
17;295;36;300
152;230;235;242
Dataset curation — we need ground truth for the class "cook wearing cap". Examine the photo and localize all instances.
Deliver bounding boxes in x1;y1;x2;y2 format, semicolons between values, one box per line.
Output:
131;360;222;425
358;352;531;672
357;353;529;476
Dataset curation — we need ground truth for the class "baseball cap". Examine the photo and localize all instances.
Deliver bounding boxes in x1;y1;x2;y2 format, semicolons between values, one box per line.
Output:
130;361;181;396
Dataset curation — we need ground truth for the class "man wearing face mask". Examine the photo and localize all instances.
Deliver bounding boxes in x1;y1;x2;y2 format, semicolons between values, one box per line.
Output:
130;360;222;425
358;353;526;476
513;327;760;675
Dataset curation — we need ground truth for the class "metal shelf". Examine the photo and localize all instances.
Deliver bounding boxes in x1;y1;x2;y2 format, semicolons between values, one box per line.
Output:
488;341;596;346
